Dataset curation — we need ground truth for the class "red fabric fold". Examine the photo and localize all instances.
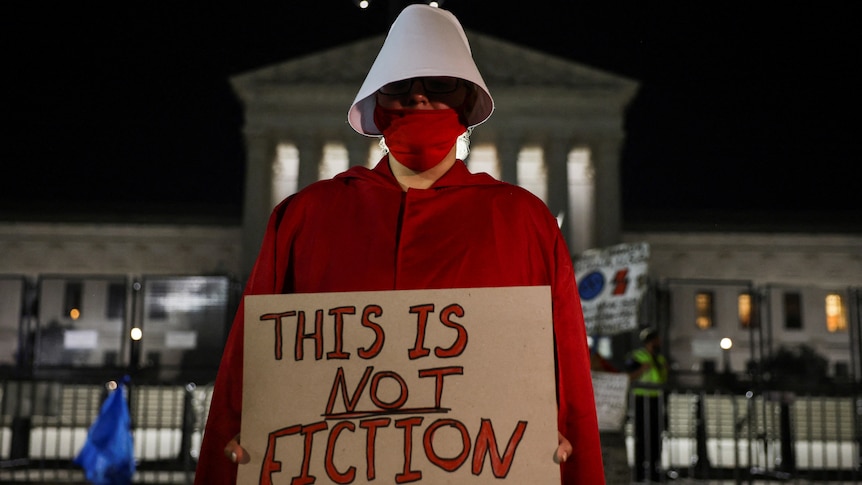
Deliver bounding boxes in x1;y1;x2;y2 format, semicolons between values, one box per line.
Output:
194;159;604;484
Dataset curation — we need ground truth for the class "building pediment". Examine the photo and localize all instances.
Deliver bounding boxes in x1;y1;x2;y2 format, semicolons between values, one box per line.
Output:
232;30;637;99
229;29;641;260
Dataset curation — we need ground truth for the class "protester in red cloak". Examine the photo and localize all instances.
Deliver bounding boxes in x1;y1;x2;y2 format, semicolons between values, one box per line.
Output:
195;5;604;484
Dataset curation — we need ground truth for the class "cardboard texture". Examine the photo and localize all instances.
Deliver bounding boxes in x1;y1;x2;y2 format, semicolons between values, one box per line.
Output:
239;287;559;484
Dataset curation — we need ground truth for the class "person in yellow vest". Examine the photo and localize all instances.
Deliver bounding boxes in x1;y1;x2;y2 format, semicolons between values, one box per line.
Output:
625;327;668;483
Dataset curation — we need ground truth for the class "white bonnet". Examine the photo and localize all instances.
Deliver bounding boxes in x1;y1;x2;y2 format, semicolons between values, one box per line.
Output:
347;4;494;136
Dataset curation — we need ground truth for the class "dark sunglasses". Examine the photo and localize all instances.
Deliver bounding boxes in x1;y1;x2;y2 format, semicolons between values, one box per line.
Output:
378;77;461;96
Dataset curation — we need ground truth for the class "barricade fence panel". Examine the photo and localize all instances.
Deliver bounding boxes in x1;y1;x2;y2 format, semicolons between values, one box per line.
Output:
1;379;859;483
0;376;212;484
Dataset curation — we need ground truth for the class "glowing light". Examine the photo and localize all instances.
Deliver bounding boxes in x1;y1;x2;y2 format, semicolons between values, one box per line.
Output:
695;292;713;329
720;337;733;350
825;293;847;332
738;293;752;327
130;327;143;341
358;0;369;8
69;308;81;320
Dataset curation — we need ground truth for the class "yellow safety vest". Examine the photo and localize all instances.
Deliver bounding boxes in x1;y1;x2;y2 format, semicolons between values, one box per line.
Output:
630;348;667;397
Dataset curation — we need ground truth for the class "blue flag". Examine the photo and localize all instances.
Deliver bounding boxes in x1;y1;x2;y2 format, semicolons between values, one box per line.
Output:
74;376;135;485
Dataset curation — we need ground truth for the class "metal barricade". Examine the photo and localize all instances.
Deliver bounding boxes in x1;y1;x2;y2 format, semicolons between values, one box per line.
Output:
1;374;859;483
0;376;212;484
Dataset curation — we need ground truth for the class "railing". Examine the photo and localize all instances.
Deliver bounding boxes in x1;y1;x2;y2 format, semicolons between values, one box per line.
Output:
1;374;859;484
656;391;859;479
0;374;213;484
636;374;862;483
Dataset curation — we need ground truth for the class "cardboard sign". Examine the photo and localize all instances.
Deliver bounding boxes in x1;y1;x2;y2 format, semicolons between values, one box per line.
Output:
575;242;650;335
240;287;560;484
590;371;630;432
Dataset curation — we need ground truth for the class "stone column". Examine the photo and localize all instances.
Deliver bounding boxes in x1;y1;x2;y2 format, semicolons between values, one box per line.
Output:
590;135;624;248
563;144;596;256
544;136;572;251
241;130;277;279
346;135;373;168
296;135;324;191
496;134;521;185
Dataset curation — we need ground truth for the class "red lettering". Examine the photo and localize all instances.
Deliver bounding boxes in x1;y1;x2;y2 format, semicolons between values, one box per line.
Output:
369;371;408;410
259;311;296;360
326;306;356;360
408;304;434;359
325;421;356;484
259;424;301;485
292;421;329;485
435;304;467;358
423;419;470;472
359;417;391;480
418;366;463;408
394;417;423;483
259;421;328;485
357;305;385;359
294;310;324;361
324;366;374;416
471;419;528;478
261;416;529;482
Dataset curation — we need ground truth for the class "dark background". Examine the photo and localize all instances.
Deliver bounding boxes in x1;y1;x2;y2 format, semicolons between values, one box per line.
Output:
4;2;860;231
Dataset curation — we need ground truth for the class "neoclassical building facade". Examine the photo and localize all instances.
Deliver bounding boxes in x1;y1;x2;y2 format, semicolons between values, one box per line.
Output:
229;31;639;273
2;30;859;295
1;31;859;378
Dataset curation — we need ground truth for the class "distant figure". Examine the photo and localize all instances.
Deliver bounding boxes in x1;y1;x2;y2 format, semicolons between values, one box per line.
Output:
625;327;668;482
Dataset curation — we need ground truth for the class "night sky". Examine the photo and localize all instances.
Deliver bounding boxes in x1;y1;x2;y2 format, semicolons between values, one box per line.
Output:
4;2;860;231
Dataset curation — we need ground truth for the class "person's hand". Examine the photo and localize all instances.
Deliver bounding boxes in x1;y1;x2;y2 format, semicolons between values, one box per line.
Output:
555;431;572;464
224;434;250;464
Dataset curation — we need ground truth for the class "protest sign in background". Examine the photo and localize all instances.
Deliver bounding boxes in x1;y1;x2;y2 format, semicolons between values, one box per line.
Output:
240;287;560;484
575;242;650;336
590;371;630;432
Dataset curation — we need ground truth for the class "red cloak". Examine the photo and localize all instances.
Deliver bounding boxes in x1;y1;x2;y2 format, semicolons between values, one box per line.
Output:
195;160;604;484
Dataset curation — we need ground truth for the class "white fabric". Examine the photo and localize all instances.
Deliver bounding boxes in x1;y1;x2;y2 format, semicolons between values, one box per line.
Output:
348;4;494;136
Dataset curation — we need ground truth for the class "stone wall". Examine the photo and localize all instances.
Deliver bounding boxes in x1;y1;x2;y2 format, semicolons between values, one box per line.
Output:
0;222;243;279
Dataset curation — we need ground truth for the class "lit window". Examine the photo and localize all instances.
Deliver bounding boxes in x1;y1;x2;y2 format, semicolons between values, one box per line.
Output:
825;294;847;332
738;292;752;328
695;291;714;329
784;292;803;329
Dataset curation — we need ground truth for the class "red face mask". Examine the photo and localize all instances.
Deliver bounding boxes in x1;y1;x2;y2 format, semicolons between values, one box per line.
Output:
373;105;467;172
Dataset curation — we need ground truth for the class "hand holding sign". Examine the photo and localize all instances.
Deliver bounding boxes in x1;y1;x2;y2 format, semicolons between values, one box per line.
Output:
225;434;250;465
